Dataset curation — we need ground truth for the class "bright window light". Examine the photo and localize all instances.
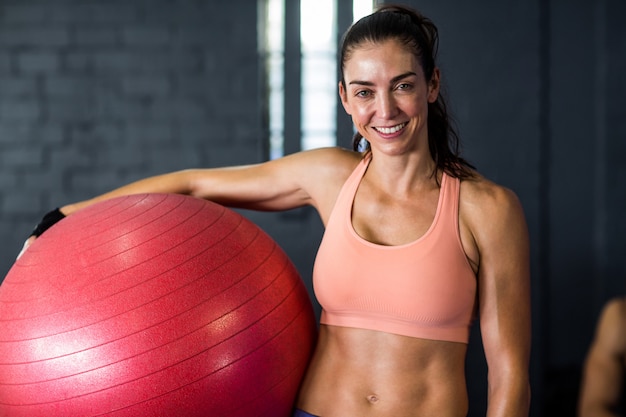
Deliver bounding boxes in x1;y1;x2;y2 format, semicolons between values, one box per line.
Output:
265;0;374;159
353;0;374;22
266;0;285;159
300;0;337;151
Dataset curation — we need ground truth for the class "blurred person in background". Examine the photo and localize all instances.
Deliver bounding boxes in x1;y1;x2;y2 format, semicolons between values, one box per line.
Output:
579;296;626;417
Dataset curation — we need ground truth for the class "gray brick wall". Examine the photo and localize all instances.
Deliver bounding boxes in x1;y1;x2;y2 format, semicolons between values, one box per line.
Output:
0;1;265;275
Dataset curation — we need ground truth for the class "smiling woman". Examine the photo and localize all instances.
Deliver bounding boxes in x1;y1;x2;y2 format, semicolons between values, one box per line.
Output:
22;5;531;417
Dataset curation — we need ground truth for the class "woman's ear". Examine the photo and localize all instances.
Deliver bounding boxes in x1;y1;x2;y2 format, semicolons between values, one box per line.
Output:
338;81;352;115
427;68;441;103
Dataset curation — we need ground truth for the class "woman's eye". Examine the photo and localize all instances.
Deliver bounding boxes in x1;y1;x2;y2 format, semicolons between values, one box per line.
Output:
397;83;412;91
355;90;371;98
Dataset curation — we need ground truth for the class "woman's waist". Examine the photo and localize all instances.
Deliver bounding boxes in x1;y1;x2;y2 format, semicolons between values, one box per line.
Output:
315;323;468;369
296;373;468;417
296;325;468;416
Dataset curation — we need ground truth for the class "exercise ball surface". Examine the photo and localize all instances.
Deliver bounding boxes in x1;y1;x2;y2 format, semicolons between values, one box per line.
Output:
0;194;317;417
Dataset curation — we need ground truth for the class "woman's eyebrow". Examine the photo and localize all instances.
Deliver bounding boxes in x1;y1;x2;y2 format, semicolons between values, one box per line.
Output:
348;71;417;86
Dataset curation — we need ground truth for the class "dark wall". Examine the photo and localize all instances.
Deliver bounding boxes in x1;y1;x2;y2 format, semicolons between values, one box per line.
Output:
0;1;624;416
545;0;626;414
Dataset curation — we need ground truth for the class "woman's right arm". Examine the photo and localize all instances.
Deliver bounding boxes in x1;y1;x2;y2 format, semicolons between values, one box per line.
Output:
61;153;316;216
19;147;359;256
61;146;360;216
60;163;306;216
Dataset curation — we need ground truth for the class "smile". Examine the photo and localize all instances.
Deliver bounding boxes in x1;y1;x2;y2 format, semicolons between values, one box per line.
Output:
374;122;407;134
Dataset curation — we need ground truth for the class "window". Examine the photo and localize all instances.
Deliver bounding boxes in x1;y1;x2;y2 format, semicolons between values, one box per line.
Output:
353;0;375;22
261;0;374;159
262;0;286;160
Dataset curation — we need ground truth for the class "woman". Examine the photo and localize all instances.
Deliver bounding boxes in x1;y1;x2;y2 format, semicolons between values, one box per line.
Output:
23;5;531;417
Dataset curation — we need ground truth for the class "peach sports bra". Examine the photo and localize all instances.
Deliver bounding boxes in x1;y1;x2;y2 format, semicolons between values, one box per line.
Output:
313;155;477;343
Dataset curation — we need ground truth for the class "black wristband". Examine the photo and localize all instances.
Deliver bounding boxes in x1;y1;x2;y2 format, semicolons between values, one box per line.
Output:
30;208;66;237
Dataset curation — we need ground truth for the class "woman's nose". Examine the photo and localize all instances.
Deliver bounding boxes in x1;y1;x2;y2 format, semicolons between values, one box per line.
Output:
376;93;398;118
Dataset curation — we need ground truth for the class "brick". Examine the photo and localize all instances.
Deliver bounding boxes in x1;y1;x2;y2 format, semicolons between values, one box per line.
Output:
168;5;215;25
174;74;213;97
92;95;208;122
0;98;42;122
207;144;261;166
43;76;93;96
16;51;60;73
145;142;204;166
0;145;44;169
92;144;147;171
0;5;48;23
150;97;208;121
0;76;38;97
0;123;65;145
0;25;70;47
44;75;120;97
63;52;92;73
68;123;124;146
55;5;95;24
93;96;147;122
175;25;220;46
123;26;172;46
45;98;95;123
21;169;62;191
0;4;89;24
94;50;201;74
71;26;120;47
49;147;94;169
124;123;174;145
1;192;43;216
122;75;171;96
89;4;138;24
69;168;123;193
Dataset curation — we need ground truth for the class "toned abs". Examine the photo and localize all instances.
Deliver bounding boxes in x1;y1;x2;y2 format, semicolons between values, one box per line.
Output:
296;325;469;417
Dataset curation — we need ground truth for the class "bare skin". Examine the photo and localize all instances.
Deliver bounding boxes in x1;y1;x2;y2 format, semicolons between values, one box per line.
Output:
20;39;531;416
579;297;626;417
297;326;469;416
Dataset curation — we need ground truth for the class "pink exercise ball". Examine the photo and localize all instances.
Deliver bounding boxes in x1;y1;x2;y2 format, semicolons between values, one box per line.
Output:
0;194;317;417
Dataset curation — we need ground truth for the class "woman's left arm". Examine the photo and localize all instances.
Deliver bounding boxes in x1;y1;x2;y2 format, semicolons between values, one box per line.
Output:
465;182;532;417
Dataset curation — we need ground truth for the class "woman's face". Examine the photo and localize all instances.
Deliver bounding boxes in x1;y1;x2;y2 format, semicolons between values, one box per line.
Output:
339;39;439;156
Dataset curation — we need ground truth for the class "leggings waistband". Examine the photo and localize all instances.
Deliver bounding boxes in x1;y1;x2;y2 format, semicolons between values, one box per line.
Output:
292;409;319;417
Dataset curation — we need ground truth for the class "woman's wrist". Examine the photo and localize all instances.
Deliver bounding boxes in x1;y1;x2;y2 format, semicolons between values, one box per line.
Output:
30;208;66;237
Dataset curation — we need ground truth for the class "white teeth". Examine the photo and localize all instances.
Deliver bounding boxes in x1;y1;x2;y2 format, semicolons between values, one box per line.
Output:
376;123;406;134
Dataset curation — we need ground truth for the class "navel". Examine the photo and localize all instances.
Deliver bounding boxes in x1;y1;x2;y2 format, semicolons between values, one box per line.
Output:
366;394;380;404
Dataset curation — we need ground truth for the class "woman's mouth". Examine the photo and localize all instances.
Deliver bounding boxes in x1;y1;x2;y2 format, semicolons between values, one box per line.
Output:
374;122;407;135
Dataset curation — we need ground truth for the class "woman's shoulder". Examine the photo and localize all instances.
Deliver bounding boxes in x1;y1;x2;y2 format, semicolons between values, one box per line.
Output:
299;146;362;164
459;174;522;211
287;147;363;221
457;174;527;238
290;146;363;178
263;146;361;183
